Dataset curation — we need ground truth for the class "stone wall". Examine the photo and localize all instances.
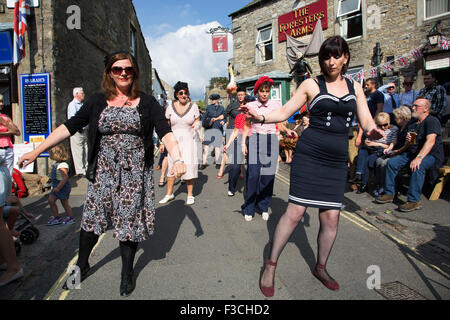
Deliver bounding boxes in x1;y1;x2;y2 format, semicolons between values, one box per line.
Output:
231;0;450;93
52;0;152;127
0;1;55;176
0;0;152;177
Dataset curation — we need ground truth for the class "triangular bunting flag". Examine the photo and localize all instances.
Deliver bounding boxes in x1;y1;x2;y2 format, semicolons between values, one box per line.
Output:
397;56;408;67
410;47;422;60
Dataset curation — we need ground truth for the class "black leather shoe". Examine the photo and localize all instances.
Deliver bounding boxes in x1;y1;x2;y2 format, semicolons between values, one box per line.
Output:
356;184;367;194
62;265;90;290
120;272;135;297
349;173;362;183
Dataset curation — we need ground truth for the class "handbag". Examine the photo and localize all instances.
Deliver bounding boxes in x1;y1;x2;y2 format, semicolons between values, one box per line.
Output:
202;116;213;129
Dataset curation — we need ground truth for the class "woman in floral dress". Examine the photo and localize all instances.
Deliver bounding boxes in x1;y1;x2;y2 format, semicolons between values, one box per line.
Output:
18;52;186;297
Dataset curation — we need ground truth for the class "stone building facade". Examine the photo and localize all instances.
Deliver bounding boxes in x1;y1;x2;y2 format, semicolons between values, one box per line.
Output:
229;0;450;104
0;0;152;176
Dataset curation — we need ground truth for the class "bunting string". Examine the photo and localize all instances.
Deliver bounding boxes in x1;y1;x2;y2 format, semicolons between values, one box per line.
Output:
346;36;449;82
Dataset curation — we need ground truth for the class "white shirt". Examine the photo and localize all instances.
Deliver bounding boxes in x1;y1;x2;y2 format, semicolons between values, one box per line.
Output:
67;98;87;130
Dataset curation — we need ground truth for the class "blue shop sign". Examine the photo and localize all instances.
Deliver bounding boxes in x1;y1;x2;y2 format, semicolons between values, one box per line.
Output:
20;73;52;157
0;32;13;64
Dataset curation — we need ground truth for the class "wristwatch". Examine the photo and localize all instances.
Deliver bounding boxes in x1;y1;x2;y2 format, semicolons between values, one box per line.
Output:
417;155;423;159
174;159;184;164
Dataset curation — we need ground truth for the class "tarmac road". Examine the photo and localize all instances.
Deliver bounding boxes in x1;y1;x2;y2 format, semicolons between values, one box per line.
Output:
2;162;448;302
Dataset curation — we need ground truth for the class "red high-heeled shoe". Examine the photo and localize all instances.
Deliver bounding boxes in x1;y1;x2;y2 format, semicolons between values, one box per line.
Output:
259;260;277;297
313;263;340;291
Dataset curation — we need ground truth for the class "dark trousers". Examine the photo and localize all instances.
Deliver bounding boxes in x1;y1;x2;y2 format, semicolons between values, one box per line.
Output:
227;139;242;194
355;148;377;185
158;148;167;166
241;134;278;216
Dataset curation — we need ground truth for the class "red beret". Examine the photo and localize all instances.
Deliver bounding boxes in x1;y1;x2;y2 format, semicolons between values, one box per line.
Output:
254;76;273;95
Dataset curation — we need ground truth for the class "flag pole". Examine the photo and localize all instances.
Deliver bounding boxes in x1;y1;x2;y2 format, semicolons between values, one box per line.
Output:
40;3;45;72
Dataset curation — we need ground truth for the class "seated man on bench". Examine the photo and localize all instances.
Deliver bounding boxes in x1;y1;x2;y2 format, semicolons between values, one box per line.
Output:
376;98;444;211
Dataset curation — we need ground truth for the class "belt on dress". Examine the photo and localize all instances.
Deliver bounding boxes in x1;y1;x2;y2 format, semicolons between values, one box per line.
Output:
0;146;10;149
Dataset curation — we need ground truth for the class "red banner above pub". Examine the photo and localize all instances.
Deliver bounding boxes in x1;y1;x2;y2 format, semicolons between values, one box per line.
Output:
278;0;328;42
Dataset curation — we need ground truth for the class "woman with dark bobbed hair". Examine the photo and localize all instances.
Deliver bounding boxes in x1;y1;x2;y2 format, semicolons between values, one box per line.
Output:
240;36;384;296
18;51;186;296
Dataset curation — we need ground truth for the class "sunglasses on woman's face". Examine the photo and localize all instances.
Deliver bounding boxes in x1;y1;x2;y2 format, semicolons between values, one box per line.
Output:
111;66;135;76
377;123;389;128
177;91;189;96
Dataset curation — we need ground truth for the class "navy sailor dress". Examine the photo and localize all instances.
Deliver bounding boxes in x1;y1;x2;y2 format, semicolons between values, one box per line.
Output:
289;75;357;210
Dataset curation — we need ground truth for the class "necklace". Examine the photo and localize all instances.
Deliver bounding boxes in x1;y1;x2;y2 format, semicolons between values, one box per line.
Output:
117;95;132;107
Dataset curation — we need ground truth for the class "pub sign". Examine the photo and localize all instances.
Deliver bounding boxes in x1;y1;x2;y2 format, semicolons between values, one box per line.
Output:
278;0;328;42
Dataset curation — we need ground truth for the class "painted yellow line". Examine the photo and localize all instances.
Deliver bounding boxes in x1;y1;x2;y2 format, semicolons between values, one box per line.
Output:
43;254;78;300
275;172;290;186
275;173;376;233
43;233;105;300
275;170;448;277
342;210;378;231
341;211;372;231
414;255;448;276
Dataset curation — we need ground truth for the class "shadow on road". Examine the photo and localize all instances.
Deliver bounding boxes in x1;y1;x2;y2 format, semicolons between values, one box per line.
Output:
86;199;204;282
171;171;208;198
262;197;316;272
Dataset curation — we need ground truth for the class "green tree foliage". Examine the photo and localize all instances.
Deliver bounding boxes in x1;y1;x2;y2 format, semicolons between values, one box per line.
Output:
196;100;206;110
209;77;228;89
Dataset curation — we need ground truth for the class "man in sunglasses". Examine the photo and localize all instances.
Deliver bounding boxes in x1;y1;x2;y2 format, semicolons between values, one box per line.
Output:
399;77;418;108
376;98;444;212
67;87;88;177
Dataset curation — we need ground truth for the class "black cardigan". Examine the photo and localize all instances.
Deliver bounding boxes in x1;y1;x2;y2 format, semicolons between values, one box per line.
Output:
64;92;171;181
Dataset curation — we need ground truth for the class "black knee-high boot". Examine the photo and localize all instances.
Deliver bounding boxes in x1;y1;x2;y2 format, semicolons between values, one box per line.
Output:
119;240;138;296
77;229;99;270
63;229;99;290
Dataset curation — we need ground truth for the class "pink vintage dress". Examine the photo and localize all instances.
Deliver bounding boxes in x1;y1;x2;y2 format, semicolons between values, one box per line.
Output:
165;101;200;180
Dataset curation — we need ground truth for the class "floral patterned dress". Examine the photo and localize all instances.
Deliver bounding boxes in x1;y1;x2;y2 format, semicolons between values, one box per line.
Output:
81;105;155;242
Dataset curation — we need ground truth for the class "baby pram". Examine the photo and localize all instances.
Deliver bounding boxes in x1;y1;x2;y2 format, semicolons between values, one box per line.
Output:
13;210;39;254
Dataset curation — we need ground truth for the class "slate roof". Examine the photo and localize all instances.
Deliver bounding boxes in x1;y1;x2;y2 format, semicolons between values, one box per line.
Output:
228;0;276;18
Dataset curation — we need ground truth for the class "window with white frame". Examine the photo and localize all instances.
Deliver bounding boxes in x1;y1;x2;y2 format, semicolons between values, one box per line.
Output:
425;0;450;19
337;0;363;40
256;25;273;63
270;83;281;102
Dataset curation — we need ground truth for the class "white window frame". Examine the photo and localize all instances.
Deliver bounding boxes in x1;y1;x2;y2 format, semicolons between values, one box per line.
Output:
424;0;450;20
270;83;281;102
338;0;363;41
256;25;273;64
337;0;362;18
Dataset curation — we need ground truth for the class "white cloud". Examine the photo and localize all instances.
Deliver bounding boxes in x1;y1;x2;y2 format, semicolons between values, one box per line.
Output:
179;4;193;17
145;22;233;101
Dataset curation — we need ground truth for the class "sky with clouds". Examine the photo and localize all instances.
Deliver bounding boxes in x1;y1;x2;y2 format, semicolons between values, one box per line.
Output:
132;0;247;100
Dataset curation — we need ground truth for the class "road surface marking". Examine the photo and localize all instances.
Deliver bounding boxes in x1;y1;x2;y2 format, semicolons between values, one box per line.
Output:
43;233;105;300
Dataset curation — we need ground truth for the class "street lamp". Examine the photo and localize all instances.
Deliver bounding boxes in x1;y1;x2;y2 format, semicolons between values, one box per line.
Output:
427;20;442;46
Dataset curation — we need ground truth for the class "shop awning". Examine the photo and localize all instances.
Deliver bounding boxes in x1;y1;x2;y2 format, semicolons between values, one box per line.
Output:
236;70;292;84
